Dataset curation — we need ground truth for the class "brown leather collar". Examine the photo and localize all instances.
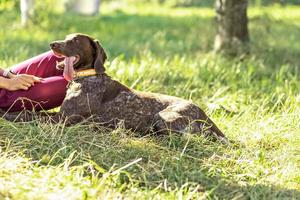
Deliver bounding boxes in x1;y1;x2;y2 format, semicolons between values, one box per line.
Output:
75;69;97;77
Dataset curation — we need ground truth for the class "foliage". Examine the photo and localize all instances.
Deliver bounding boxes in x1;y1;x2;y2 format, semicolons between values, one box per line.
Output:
0;0;19;12
252;0;300;6
30;0;61;27
128;0;300;7
0;2;300;199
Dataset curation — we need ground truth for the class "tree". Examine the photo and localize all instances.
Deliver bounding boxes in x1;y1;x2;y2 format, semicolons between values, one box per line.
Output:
214;0;250;55
20;0;34;26
65;0;101;16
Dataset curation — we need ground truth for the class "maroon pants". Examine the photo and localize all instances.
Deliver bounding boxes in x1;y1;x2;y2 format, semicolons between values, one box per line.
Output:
0;51;68;112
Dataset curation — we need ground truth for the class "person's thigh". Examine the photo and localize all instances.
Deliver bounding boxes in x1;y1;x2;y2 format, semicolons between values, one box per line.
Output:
11;51;63;78
0;76;68;112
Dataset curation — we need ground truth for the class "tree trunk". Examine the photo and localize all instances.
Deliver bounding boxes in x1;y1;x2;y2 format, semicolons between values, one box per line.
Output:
66;0;101;16
214;0;250;55
20;0;34;26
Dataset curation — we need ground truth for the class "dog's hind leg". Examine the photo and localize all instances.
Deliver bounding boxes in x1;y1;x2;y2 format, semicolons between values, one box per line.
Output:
153;102;228;143
153;109;190;134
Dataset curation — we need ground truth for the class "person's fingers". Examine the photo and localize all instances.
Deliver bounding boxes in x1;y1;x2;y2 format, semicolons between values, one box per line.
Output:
9;75;40;91
25;75;42;83
32;76;42;82
20;85;29;90
23;79;34;86
18;78;30;86
16;79;31;89
20;76;36;85
22;75;41;81
15;84;28;91
24;83;31;87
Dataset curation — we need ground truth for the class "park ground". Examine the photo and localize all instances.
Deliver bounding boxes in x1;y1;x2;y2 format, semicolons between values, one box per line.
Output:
0;1;299;199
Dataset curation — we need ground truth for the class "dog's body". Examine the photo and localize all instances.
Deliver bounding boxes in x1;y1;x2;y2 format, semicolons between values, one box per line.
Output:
61;74;225;137
4;33;227;141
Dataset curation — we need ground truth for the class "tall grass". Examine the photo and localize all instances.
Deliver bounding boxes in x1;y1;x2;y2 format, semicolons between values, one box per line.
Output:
0;2;299;199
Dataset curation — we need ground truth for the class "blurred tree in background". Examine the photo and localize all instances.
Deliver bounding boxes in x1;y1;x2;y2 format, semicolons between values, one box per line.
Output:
20;0;33;26
65;0;101;15
214;0;249;55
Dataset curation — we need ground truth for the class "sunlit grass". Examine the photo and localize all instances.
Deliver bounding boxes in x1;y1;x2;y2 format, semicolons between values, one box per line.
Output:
0;1;299;199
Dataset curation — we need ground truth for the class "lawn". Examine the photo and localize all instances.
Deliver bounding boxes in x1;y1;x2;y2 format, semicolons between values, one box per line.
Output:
0;1;299;199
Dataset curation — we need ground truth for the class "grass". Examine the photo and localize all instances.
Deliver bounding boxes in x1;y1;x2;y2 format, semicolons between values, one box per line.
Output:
0;1;300;199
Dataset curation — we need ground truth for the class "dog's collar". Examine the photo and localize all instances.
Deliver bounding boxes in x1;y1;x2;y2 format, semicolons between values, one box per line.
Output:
75;68;97;77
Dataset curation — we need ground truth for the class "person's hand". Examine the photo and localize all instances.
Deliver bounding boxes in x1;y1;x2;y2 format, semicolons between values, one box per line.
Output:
4;74;42;91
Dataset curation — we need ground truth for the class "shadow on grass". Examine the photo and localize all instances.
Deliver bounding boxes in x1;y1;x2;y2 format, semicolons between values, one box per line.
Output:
0;119;298;199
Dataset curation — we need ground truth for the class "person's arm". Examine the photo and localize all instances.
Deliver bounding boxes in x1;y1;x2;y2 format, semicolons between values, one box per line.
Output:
0;68;42;91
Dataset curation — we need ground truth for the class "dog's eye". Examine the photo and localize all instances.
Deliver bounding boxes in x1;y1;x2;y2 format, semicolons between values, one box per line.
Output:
74;38;80;43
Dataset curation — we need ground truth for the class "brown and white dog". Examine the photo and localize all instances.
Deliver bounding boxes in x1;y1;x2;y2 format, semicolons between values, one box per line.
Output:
5;33;227;142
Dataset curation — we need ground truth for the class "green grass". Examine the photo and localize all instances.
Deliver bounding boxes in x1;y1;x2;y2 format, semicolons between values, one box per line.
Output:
0;2;300;199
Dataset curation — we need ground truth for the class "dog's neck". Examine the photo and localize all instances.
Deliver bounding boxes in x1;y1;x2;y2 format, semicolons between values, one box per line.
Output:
75;63;93;71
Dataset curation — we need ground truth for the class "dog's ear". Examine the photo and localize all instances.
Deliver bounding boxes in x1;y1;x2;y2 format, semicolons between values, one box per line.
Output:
92;39;107;74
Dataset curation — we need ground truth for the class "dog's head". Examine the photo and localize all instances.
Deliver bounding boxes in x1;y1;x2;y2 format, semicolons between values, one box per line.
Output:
50;33;107;80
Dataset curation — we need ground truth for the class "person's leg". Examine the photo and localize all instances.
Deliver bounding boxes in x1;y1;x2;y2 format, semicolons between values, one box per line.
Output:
0;51;68;112
10;51;64;78
0;76;68;112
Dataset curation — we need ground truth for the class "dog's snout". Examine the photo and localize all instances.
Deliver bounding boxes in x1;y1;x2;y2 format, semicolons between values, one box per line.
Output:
50;42;62;49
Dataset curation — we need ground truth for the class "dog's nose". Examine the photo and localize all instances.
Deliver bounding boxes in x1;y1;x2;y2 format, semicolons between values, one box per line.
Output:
50;42;60;49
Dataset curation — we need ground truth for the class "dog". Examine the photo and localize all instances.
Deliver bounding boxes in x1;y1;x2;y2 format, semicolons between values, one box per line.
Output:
4;33;227;142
